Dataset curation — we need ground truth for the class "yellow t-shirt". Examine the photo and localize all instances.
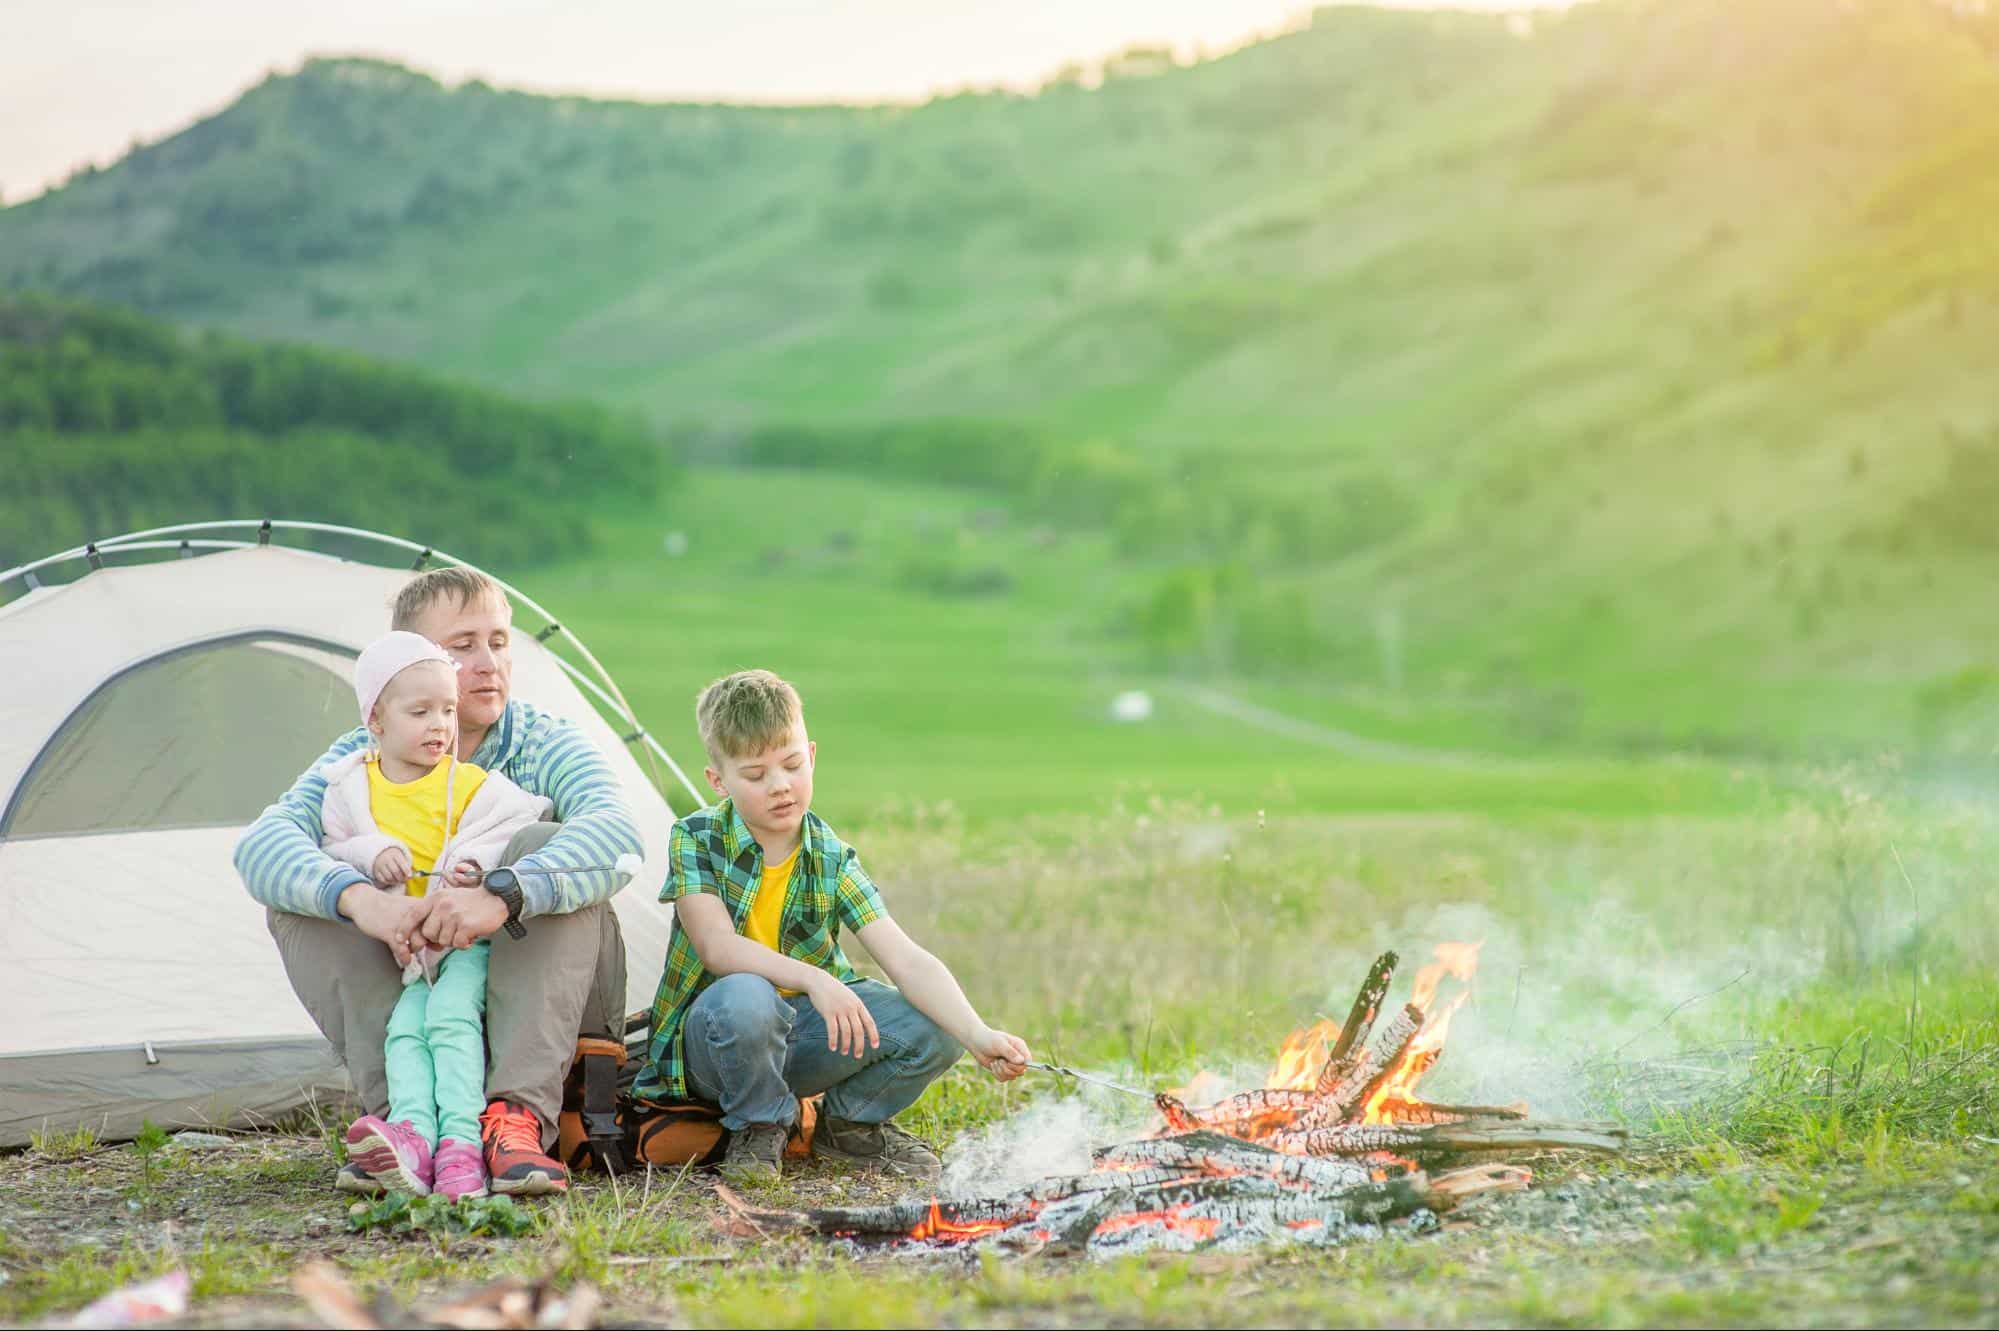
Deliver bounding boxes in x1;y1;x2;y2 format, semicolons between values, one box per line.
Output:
742;843;801;995
365;756;489;897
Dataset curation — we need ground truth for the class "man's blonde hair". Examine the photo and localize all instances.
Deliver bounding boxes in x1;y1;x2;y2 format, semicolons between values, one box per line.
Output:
392;567;507;632
697;670;804;764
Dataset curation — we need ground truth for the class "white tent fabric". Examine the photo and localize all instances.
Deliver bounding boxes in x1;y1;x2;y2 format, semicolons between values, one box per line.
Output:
0;545;678;1148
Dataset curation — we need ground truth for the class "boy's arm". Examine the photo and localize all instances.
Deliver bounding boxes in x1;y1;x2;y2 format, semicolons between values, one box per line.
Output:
675;894;839;994
858;916;1030;1079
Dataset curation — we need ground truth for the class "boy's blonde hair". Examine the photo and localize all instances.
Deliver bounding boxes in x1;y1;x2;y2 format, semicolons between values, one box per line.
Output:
392;567;506;632
697;670;804;764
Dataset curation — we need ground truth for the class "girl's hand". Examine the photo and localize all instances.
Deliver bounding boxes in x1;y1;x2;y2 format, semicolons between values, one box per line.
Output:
971;1027;1031;1081
371;845;412;889
444;860;483;888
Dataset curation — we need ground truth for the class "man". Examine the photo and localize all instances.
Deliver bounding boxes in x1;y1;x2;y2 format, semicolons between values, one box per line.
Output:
235;567;644;1195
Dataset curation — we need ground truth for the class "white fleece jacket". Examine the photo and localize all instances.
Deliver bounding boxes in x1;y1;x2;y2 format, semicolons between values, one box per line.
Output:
318;750;553;981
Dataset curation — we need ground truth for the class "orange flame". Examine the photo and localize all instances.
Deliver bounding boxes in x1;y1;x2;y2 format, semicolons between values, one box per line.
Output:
1362;941;1481;1123
908;1201;1017;1243
1265;1017;1342;1091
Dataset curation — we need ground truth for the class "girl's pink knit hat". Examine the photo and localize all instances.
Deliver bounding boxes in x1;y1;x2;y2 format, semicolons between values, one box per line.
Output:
354;630;457;727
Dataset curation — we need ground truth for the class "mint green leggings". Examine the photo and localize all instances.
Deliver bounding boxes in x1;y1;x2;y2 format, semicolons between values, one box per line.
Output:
385;940;489;1147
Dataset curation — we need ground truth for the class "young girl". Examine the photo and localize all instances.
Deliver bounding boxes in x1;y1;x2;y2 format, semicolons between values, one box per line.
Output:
319;631;552;1200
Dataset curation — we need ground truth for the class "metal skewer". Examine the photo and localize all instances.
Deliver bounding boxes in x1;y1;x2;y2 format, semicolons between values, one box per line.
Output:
1027;1061;1155;1100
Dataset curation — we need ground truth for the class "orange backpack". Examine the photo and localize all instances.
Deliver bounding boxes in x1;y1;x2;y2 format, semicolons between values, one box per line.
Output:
556;1036;817;1174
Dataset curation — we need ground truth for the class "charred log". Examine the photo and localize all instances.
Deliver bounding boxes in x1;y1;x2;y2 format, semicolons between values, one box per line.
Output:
1265;1118;1628;1160
1323;950;1399;1075
1154;1092;1198;1133
1343;1003;1426;1119
1094;1130;1376;1191
1184;1088;1324;1137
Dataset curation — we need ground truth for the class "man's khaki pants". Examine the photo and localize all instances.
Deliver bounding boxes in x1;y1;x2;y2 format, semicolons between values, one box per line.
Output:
267;824;626;1146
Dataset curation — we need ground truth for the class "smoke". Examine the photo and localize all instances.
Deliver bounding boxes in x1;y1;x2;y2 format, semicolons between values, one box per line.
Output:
940;1088;1155;1198
1362;897;1832;1118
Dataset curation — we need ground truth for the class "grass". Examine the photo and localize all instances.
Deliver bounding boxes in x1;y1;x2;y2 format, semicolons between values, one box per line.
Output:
531;469;1764;827
4;768;1995;1327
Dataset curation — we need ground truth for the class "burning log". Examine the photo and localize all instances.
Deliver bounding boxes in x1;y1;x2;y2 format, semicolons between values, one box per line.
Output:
1153;1092;1198;1133
1320;950;1398;1082
1264;1118;1629;1161
1345;1003;1427;1116
718;949;1627;1259
1093;1130;1378;1191
1364;1099;1528;1125
1169;1088;1326;1139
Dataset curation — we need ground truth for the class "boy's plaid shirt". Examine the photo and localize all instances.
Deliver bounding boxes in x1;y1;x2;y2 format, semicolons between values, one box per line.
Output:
632;798;888;1103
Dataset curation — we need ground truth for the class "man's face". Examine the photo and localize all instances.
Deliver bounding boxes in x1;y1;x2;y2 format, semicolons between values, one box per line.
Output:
707;727;815;844
410;592;513;733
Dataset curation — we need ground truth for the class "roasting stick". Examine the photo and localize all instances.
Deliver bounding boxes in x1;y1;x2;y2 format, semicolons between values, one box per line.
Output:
1026;1062;1154;1100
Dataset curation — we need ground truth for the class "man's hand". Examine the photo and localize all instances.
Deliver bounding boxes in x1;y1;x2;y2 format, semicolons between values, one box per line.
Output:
970;1027;1031;1081
338;882;433;969
419;887;510;951
443;860;483;888
371;845;412;889
807;973;880;1060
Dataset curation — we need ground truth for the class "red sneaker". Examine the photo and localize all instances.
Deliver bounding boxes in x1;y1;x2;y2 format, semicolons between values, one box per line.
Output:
479;1099;568;1196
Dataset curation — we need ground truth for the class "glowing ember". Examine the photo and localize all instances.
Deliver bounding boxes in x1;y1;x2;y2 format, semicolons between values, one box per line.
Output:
908;1202;1018;1243
1093;1204;1223;1242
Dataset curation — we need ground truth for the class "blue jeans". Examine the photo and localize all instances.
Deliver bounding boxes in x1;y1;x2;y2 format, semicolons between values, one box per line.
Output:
682;974;963;1131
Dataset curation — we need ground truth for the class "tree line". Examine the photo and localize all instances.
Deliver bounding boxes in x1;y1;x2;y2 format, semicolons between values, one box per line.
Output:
1;294;665;570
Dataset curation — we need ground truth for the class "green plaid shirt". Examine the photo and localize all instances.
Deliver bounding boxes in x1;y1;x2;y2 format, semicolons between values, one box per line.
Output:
631;799;889;1103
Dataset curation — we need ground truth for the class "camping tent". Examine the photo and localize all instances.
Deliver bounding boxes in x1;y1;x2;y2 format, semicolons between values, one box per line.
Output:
0;523;701;1149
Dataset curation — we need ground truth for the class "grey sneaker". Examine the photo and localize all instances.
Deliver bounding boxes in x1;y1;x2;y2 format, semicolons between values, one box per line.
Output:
334;1159;385;1196
718;1123;788;1186
810;1116;941;1182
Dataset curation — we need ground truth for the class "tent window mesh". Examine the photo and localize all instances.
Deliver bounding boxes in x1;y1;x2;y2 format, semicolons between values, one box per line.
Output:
4;637;355;838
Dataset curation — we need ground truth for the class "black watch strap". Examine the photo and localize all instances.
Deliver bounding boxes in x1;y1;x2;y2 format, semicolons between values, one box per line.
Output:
483;867;528;939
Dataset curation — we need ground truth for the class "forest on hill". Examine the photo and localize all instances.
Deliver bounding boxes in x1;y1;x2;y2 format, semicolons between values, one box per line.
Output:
0;294;665;569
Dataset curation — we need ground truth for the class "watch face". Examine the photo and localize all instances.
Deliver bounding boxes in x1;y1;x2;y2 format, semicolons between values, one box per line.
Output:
485;867;518;893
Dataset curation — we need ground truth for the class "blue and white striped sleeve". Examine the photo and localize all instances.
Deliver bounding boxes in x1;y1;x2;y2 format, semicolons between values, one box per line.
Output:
508;713;645;918
233;728;372;919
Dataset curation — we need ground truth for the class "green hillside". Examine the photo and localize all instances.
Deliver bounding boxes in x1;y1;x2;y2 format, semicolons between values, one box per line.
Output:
5;0;1998;758
0;294;665;569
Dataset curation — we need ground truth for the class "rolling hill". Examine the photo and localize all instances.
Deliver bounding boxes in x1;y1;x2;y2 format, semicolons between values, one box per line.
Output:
5;0;1997;758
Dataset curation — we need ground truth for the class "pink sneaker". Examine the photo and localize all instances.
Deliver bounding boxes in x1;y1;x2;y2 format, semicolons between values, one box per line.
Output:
344;1116;433;1195
433;1138;489;1202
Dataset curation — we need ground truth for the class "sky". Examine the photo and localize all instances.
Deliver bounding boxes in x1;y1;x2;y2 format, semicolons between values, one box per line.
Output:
0;0;1568;203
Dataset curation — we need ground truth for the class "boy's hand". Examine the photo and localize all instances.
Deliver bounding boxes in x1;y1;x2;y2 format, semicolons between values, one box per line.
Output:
970;1027;1031;1081
371;845;412;889
807;973;880;1060
443;860;483;888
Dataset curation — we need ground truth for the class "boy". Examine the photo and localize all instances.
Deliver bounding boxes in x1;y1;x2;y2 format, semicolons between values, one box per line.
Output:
632;670;1030;1183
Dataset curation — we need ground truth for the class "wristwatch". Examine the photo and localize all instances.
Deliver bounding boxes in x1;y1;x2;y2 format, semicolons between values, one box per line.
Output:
482;867;528;939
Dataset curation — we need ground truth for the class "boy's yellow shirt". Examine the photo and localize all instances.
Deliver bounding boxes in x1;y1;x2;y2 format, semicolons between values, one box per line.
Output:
365;755;488;896
742;843;802;994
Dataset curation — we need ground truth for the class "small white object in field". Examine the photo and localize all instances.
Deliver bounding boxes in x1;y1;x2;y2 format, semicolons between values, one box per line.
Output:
614;853;644;878
1110;690;1154;723
663;531;689;557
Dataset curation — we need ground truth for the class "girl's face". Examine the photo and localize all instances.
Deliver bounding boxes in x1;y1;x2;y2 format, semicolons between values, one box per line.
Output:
368;660;458;771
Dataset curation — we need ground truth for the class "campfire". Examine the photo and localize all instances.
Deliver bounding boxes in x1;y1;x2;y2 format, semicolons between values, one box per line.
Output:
722;948;1627;1256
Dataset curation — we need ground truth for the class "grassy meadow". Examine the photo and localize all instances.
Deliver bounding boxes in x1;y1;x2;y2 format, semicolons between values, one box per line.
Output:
5;0;1999;1324
9;475;1997;1327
